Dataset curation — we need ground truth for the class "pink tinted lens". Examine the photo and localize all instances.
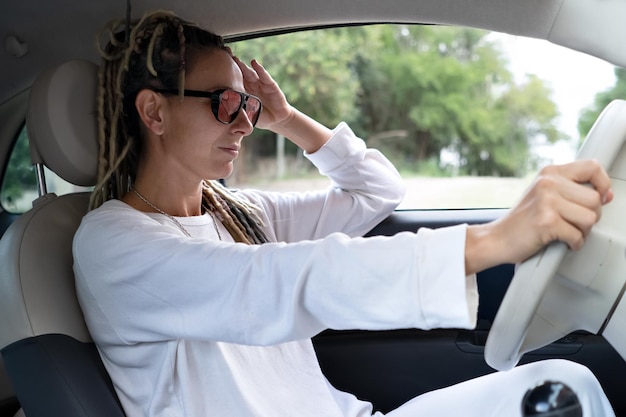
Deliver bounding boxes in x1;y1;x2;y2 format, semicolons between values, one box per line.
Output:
244;96;262;122
217;90;243;123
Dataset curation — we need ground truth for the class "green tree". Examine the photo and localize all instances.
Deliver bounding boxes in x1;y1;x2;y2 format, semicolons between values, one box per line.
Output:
1;127;36;211
485;74;562;175
230;24;562;179
353;25;560;176
578;67;624;141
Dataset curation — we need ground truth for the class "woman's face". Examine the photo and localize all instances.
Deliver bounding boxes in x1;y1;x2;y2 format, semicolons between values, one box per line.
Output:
154;48;254;182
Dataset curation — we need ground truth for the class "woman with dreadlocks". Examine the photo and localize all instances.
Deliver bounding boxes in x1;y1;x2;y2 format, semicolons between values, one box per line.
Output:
73;9;616;417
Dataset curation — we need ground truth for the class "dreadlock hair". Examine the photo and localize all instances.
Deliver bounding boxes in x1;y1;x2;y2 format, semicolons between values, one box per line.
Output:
91;9;267;244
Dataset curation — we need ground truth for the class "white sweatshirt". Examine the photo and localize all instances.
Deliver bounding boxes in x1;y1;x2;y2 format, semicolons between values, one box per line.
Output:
73;122;478;417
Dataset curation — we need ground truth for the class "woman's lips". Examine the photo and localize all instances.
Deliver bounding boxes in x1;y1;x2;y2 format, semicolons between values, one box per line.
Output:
219;146;240;157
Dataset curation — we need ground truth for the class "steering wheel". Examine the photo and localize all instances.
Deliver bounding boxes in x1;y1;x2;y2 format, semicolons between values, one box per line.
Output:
485;99;626;371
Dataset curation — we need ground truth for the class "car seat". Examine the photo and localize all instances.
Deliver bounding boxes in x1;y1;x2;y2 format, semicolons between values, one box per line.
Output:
0;60;125;417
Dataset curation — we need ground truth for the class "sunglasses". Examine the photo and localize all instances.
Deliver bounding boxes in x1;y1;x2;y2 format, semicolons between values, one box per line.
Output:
154;88;263;126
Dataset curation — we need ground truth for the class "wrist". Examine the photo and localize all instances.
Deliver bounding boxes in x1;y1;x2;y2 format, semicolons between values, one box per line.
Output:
465;222;505;275
271;108;332;154
270;106;297;133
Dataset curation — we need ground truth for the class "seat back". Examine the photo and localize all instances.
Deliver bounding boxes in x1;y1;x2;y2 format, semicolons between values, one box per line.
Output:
2;335;124;417
0;60;125;416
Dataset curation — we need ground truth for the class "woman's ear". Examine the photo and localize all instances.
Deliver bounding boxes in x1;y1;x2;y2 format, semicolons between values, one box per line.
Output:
135;89;166;135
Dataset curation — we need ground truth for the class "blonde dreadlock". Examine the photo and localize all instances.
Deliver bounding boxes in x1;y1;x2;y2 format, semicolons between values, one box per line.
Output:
91;9;267;244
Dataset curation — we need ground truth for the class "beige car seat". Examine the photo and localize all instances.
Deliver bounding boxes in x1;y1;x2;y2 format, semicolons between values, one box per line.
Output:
0;60;125;417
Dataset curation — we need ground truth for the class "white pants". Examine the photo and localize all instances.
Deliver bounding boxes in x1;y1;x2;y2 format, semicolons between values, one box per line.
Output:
382;359;615;417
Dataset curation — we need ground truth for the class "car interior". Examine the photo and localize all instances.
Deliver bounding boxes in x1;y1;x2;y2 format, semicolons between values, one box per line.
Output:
2;0;626;416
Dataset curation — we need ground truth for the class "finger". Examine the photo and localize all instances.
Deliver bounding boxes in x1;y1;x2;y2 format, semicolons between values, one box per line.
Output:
250;59;277;86
554;179;604;220
232;56;260;83
557;219;587;251
532;202;587;251
532;175;602;238
555;160;613;203
558;198;599;239
530;169;603;220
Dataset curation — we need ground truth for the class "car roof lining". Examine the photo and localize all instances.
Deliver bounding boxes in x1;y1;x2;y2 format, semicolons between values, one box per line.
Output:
0;0;623;106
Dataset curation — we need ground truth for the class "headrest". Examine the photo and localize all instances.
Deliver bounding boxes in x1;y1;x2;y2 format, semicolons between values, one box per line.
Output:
26;60;99;187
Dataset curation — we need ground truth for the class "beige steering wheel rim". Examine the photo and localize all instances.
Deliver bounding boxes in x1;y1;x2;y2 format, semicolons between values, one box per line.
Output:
485;100;626;371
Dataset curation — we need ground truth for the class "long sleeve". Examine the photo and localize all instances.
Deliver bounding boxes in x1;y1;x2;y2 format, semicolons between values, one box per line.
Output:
74;203;476;347
240;122;406;241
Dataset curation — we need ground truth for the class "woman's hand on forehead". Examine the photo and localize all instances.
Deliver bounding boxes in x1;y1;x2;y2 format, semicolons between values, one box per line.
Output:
232;55;293;129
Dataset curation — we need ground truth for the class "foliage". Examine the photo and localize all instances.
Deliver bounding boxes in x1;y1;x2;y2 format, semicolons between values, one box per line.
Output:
232;24;561;178
1;127;36;211
578;67;626;142
353;26;561;176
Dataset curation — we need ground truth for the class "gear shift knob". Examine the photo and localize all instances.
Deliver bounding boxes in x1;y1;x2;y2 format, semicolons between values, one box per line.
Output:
522;380;582;417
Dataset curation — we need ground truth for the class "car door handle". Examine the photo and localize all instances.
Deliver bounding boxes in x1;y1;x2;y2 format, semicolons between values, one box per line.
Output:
455;330;583;355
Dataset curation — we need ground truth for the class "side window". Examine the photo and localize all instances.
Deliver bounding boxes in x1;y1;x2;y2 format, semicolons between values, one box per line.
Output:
0;127;36;213
229;25;616;210
1;126;91;214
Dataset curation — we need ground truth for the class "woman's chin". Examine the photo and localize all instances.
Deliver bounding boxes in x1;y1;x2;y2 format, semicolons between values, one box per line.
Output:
208;164;234;182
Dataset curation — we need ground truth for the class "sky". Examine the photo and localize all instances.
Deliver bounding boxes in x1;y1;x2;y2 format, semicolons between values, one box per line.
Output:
494;34;617;165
